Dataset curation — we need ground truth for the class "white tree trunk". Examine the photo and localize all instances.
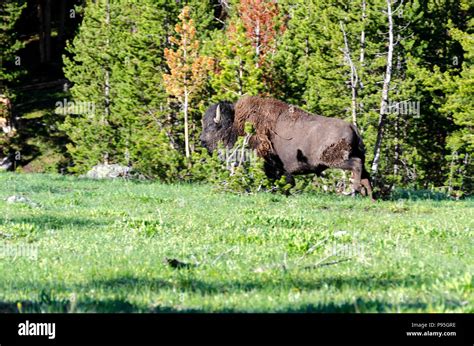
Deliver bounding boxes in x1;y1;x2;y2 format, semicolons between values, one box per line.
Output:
371;0;394;178
182;23;190;159
340;22;358;127
184;88;190;159
238;57;244;96
393;48;403;178
255;20;260;67
394;115;399;176
360;0;366;64
104;0;110;125
447;151;457;195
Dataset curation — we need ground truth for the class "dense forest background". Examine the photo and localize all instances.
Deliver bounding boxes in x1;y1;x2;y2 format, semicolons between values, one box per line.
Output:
0;0;472;196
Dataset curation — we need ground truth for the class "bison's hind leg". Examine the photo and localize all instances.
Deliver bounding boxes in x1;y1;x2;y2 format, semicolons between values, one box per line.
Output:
339;157;363;197
340;159;375;200
361;168;374;201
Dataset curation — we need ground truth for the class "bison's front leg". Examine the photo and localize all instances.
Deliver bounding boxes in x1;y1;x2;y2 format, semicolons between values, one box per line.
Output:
263;156;294;195
284;174;295;187
263;154;286;180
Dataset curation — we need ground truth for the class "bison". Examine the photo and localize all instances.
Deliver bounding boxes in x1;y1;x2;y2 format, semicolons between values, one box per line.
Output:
200;96;373;199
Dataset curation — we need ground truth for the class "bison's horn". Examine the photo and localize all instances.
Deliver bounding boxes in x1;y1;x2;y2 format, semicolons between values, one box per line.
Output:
214;104;222;124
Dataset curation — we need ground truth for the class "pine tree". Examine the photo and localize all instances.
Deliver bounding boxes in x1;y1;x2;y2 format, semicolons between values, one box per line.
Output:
208;18;265;101
163;6;213;159
444;26;474;154
274;0;377;116
0;0;26;101
238;0;284;68
383;0;471;190
61;0;117;172
187;0;221;41
62;0;181;174
109;0;183;179
0;0;26;161
238;0;285;92
442;24;473;195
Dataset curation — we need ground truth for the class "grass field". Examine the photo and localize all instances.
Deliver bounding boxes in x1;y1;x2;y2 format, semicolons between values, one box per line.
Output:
0;172;472;313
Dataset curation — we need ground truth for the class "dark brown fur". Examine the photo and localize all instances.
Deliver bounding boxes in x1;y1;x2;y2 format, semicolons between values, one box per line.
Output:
234;97;304;157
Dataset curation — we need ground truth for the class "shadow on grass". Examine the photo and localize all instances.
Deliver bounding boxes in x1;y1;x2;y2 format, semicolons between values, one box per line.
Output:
0;299;189;313
281;299;428;313
1;273;436;313
388;189;454;201
0;179;73;194
87;273;424;295
0;298;430;314
0;214;108;231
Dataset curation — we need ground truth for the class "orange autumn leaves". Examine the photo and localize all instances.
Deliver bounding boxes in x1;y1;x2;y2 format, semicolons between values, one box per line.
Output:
163;6;213;103
163;2;285;101
239;0;285;68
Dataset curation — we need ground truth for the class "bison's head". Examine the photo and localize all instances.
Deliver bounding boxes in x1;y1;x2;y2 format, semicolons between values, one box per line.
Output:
200;101;237;152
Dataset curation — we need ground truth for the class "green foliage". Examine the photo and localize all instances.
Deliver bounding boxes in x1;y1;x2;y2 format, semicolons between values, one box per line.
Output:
187;0;220;40
213;149;271;194
187;147;224;182
207;17;265;102
441;24;474;196
0;0;26;92
61;0;123;172
189;137;272;194
131;129;184;182
61;0;182;176
375;0;469;193
275;0;377;115
0;0;26;159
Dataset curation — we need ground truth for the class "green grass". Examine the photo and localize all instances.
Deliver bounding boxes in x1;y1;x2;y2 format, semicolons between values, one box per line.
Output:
0;172;472;313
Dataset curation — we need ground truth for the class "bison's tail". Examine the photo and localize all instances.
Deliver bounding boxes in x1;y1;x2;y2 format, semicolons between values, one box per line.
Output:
350;124;366;160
